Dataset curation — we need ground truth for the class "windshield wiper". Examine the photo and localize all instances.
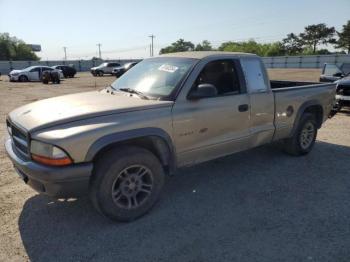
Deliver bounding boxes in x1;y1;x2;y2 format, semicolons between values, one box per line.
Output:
119;88;149;100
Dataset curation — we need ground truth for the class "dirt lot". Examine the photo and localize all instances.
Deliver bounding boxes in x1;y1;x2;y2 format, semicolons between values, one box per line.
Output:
1;69;350;262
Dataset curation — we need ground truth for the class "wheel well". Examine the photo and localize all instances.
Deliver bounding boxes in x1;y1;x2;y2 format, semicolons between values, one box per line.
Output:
19;75;28;80
304;105;323;128
92;136;174;175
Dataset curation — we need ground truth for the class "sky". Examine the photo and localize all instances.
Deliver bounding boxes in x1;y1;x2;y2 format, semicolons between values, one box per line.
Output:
0;0;349;60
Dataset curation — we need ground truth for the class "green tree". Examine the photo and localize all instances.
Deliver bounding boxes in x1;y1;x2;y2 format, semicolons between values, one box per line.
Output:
336;20;350;54
195;40;213;51
159;39;195;54
299;23;335;54
282;33;303;55
0;33;39;61
218;40;284;56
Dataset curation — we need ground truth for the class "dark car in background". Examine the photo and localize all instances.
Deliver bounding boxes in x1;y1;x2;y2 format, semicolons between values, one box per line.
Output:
320;63;350;110
52;65;76;78
112;62;139;77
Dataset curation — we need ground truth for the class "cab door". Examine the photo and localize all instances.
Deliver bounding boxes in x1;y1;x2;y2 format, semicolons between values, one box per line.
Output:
28;67;40;81
172;58;251;167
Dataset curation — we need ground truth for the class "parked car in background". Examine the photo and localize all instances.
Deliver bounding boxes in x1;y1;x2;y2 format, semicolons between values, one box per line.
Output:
112;62;139;77
52;65;76;78
8;66;64;82
320;63;350;110
5;52;336;221
91;62;121;76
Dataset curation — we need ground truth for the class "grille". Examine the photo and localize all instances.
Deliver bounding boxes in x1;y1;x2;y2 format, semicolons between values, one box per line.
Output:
338;85;350;96
343;89;350;96
6;120;30;160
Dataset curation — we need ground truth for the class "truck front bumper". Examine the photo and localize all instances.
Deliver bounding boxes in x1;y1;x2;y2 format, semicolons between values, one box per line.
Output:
5;139;93;198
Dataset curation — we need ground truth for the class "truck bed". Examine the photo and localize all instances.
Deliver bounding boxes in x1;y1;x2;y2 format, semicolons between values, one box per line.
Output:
270;80;319;90
271;81;336;141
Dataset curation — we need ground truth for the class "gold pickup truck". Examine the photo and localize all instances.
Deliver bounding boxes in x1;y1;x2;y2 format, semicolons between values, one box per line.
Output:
5;51;336;221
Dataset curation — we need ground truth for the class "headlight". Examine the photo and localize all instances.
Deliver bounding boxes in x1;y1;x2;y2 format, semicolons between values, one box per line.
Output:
11;73;19;76
6;121;12;135
30;140;73;166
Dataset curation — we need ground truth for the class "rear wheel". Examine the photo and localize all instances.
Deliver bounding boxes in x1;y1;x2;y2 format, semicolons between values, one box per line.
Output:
89;146;164;222
283;113;317;156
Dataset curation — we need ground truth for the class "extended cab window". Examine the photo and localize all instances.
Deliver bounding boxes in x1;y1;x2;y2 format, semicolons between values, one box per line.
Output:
193;60;241;96
241;58;268;93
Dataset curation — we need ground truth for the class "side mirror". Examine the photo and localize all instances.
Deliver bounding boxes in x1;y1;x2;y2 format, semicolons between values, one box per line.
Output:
188;83;218;100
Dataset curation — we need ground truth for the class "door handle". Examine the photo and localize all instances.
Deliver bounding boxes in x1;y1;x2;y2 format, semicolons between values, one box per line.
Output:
238;104;249;112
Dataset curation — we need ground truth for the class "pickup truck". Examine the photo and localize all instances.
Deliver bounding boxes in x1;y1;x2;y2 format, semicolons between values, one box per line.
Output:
5;51;336;221
320;63;350;110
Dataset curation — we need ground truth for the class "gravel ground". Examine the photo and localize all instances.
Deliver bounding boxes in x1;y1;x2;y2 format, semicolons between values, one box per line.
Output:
1;69;350;262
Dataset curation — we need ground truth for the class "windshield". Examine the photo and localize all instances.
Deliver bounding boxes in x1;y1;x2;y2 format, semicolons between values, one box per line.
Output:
341;63;350;75
110;57;197;98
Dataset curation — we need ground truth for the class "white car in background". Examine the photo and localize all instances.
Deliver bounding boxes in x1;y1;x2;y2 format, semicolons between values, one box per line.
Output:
90;62;121;76
8;66;64;82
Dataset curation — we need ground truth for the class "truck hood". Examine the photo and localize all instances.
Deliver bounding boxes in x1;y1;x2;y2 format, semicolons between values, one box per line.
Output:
9;90;173;132
336;76;350;86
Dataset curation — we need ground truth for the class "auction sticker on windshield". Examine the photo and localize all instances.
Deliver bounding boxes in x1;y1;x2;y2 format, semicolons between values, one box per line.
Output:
158;64;178;73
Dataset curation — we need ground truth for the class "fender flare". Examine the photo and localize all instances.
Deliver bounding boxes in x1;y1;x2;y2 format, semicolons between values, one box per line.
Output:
289;99;323;136
84;127;176;171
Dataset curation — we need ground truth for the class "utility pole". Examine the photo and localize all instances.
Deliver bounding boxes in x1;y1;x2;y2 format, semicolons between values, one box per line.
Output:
63;46;67;60
149;34;155;57
97;43;102;59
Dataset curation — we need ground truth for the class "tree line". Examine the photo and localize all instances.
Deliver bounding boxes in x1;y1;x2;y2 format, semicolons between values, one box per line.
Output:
0;33;39;61
160;21;350;56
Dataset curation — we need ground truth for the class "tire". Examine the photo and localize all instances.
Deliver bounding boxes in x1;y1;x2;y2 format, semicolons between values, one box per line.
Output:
283;113;317;156
19;75;28;82
97;71;104;77
42;80;48;84
89;146;165;222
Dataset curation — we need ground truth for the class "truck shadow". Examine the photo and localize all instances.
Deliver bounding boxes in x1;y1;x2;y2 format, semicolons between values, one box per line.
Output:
18;141;350;262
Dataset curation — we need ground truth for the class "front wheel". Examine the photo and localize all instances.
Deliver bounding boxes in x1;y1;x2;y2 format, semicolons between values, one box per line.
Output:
19;75;28;82
283;113;317;156
89;146;164;222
